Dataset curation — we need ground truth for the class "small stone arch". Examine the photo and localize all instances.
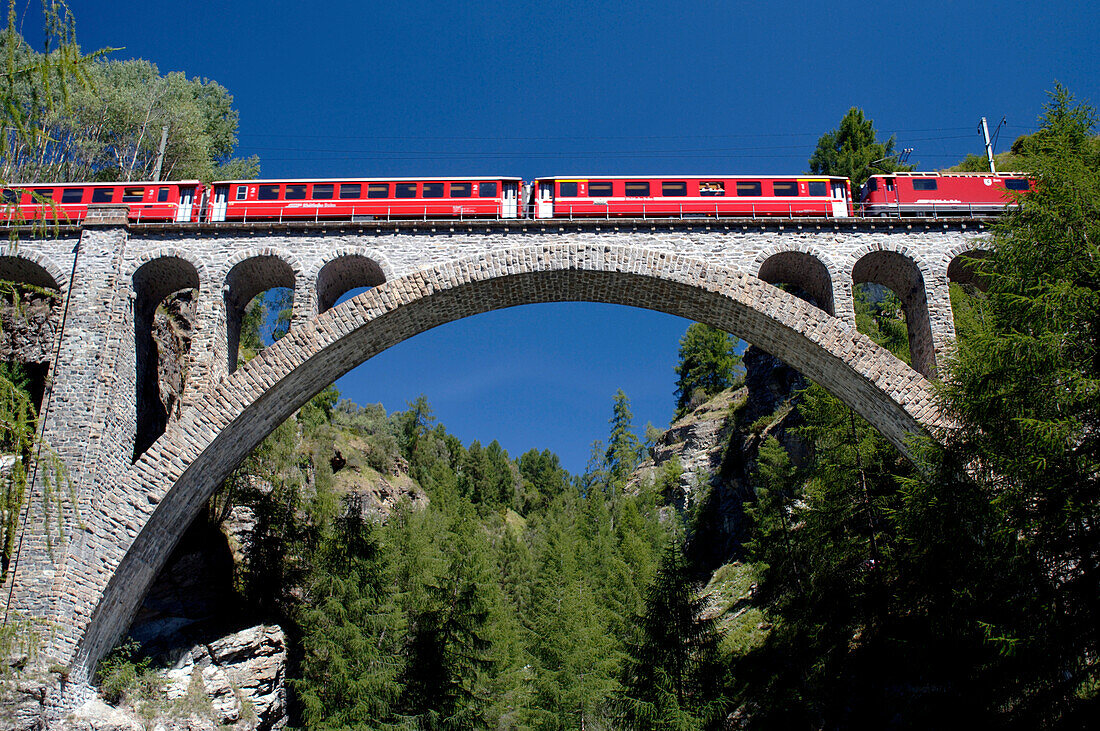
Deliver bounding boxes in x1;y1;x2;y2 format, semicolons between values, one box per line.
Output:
224;253;297;373
132;256;201;460
851;247;936;376
316;252;388;314
0;250;67;292
756;249;836;315
946;248;992;291
0;251;67;410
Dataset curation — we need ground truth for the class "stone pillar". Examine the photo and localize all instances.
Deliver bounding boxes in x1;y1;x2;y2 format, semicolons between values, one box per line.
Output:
832;269;857;332
8;208;137;695
925;272;957;370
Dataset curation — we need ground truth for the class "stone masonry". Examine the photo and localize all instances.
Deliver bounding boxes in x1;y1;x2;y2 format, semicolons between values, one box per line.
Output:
0;212;991;723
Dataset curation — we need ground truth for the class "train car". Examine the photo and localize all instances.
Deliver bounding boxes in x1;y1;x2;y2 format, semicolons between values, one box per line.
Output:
529;175;853;219
207;177;524;222
0;181;204;223
859;172;1032;217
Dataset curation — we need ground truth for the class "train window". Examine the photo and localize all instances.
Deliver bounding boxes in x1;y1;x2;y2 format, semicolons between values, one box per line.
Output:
61;188;84;204
122;187;145;202
235;186;248;200
1;189;17;204
662;181;687;196
312;184;334;199
625;181;650;196
589;181;613;196
700;181;725;196
1005;178;1030;190
865;178;878;192
367;184;388;198
396;183;418;198
807;181;827;196
479;182;498;197
91;188;113;203
35;189;53;201
773;181;798;196
158;188;170;202
559;182;578;197
450;182;471;197
340;184;362;199
258;185;280;200
912;178;938;191
285;184;307;199
736;181;762;196
423;183;444;198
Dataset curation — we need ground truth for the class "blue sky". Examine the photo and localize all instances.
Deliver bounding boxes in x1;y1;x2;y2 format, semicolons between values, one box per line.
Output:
63;0;1100;472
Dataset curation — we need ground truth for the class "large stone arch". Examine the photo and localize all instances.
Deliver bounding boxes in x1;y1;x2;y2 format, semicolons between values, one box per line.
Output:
49;243;944;696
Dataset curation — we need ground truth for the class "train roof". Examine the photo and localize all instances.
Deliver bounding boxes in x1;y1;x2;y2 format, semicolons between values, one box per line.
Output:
532;174;851;180
213;176;524;184
4;180;202;187
865;171;1031;178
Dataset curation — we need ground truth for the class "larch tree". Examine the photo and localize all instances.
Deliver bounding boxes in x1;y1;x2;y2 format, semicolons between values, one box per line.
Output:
808;107;914;192
673;323;741;417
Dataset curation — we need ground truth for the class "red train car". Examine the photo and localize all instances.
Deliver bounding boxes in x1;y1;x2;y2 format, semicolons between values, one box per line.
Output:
0;181;204;223
529;175;853;218
859;172;1032;216
207;177;523;221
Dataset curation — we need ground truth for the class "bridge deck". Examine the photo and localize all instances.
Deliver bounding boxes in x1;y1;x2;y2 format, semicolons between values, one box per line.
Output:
3;215;995;238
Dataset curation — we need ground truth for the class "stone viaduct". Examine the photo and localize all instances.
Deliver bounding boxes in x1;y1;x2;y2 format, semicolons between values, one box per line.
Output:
0;206;991;715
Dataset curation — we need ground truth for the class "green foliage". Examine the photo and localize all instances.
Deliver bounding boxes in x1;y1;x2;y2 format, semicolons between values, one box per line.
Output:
1;38;257;183
605;389;643;491
808;107;914;191
616;541;728;730
853;283;910;363
94;640;158;707
934;84;1100;723
673;323;742;417
295;512;401;728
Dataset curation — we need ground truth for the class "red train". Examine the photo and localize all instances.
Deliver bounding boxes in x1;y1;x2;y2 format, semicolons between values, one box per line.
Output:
206;177;522;221
859;172;1031;216
530;175;852;218
0;172;1032;223
0;181;204;223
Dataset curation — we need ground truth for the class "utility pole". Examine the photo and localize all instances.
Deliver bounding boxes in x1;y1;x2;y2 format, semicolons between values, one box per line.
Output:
979;117;996;174
152;124;169;181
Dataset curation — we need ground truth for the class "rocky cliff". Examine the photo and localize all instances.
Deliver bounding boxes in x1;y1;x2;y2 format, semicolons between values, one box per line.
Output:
632;345;807;567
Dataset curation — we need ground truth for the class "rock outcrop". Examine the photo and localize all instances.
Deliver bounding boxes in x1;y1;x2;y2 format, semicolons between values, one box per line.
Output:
631;345;807;568
61;625;287;731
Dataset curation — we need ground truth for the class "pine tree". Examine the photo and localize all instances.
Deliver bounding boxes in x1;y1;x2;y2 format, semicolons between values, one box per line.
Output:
605;389;643;492
808;107;915;191
935;84;1100;723
295;511;402;727
397;519;501;729
617;542;727;730
673;324;741;417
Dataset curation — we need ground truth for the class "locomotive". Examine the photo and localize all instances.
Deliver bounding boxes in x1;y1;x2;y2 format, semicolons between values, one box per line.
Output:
0;171;1031;223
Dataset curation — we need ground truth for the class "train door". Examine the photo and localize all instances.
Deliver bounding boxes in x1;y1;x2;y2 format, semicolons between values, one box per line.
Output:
211;185;229;221
175;187;195;222
883;177;898;211
537;181;554;218
502;181;518;218
830;180;849;217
